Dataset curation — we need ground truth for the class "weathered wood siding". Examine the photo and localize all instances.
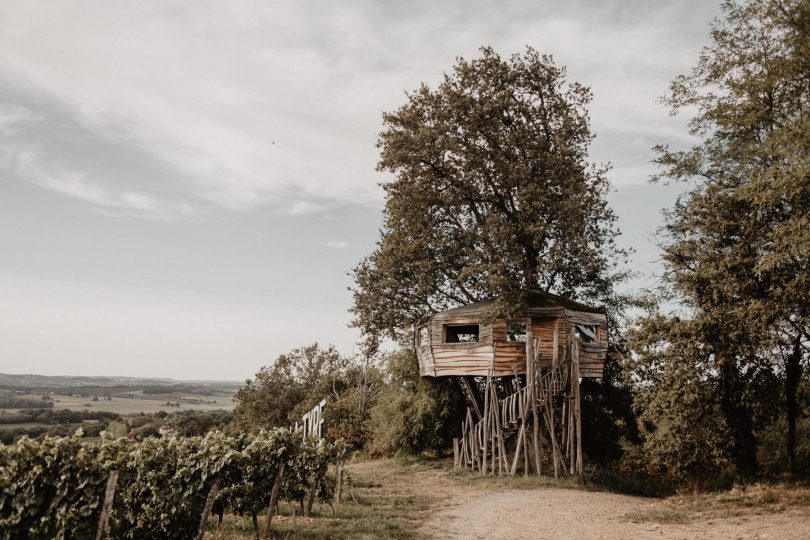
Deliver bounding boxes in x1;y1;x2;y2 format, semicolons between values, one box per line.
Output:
579;342;608;378
492;342;526;374
531;315;567;369
417;342;435;376
491;319;508;342
431;343;495;376
417;309;608;378
565;310;609;378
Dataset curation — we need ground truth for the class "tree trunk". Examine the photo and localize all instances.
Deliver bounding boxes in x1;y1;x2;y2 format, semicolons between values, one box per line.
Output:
305;476;320;517
785;335;803;473
719;360;758;477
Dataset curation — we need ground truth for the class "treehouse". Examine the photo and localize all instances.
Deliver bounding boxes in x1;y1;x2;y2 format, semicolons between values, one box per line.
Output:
414;289;608;379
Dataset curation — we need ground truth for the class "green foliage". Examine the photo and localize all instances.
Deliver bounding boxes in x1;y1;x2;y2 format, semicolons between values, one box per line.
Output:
0;396;53;409
351;46;630;354
231;343;345;432
367;349;466;456
0;408;117;426
629;0;810;480
0;434;108;539
0;429;344;540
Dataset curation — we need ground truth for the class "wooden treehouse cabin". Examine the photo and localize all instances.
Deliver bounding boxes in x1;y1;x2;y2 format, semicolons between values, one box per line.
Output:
414;289;608;477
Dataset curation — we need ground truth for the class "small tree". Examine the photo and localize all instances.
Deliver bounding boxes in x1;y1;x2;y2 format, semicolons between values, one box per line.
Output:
232;344;345;431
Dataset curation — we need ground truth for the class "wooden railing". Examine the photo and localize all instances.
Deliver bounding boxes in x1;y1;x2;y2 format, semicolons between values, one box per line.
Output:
453;332;584;477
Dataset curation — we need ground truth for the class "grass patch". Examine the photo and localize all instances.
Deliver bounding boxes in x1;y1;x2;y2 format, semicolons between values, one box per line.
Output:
446;465;584;492
624;507;691;524
623;483;810;525
206;458;441;539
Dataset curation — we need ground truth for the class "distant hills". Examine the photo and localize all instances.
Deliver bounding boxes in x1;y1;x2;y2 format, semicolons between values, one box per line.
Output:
0;372;240;391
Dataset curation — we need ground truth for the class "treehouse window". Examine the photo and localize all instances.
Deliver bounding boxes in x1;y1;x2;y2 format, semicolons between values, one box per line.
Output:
574;324;599;343
444;324;479;343
506;320;527;342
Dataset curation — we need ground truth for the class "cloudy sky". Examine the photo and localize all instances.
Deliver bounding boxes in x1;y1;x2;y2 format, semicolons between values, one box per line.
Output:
0;1;719;380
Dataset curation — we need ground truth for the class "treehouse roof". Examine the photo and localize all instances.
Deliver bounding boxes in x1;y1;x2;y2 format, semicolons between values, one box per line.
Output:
434;289;605;318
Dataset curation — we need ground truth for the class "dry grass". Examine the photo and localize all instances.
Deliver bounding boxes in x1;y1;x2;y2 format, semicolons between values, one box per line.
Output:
205;457;444;539
624;483;810;525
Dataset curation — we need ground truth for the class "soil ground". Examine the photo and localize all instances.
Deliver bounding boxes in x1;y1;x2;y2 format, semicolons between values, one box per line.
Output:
423;486;809;539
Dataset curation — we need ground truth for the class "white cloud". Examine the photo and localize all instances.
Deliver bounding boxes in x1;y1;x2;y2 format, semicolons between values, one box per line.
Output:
288;200;327;216
325;240;350;249
4;141;198;220
0;102;34;134
0;1;716;216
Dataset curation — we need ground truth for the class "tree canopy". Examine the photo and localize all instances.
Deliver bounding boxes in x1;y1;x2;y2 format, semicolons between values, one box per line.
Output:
351;47;629;351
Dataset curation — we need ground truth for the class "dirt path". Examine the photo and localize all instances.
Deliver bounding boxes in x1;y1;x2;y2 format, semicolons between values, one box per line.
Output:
420;487;810;539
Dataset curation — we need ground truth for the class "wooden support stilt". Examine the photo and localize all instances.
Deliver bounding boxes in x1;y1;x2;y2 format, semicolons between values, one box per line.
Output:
492;383;506;475
530;336;542;477
574;340;583;475
510;424;524;476
482;371;491;476
462;377;485;422
569;353;575;475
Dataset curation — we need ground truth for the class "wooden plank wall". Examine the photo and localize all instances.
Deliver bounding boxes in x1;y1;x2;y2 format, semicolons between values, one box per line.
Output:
491;319;507;342
565;310;609;378
417;342;435;376
420;310;608;378
532;316;566;368
492;342;526;374
431;343;495;376
578;342;607;378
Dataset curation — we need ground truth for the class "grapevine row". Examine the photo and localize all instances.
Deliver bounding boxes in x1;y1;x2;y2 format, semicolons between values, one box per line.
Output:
0;429;349;540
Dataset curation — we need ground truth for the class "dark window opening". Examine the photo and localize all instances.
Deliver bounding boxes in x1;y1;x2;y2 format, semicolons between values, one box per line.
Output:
506;320;527;342
574;324;598;343
444;324;479;343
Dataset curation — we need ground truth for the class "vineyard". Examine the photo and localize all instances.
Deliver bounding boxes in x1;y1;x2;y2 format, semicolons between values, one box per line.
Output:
0;430;349;540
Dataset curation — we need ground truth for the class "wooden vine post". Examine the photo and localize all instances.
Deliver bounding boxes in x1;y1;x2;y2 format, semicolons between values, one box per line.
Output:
195;473;223;540
265;460;286;538
95;469;119;540
334;459;344;504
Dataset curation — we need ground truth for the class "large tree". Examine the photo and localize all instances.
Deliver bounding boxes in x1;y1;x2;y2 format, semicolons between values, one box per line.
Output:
351;47;629;350
632;0;809;476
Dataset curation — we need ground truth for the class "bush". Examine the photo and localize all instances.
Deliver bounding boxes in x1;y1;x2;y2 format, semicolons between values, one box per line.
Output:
367;348;465;456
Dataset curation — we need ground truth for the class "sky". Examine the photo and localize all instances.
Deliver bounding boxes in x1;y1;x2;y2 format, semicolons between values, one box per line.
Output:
0;0;720;380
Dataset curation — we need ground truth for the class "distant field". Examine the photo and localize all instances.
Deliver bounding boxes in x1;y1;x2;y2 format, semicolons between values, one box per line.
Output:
0;372;239;416
0;422;50;430
13;393;235;415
